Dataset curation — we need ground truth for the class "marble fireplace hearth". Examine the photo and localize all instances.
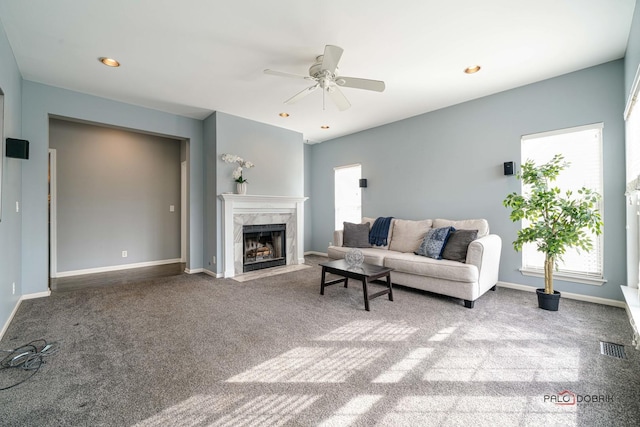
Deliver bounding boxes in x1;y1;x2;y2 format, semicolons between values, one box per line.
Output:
219;194;308;278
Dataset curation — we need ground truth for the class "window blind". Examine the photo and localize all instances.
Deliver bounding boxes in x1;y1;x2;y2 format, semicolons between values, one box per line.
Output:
520;124;604;280
334;164;362;230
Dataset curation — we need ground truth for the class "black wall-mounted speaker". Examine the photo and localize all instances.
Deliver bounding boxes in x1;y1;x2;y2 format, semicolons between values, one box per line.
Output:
6;138;29;159
503;161;514;176
359;178;368;188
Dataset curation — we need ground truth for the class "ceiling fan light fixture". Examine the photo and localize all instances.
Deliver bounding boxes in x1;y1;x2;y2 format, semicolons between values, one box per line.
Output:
99;57;120;67
464;65;481;74
279;112;290;118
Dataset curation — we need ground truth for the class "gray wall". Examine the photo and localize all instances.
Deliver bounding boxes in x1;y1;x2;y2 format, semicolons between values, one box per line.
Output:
49;119;181;272
210;112;304;275
203;112;217;271
309;60;626;301
304;143;312;251
21;81;204;295
0;17;23;331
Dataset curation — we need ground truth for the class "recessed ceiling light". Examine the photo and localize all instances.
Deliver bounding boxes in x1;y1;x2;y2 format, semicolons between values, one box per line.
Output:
279;112;290;118
320;125;330;129
464;65;481;74
99;57;120;67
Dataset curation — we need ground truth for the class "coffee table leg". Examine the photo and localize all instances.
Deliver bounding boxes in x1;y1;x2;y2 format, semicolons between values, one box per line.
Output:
344;278;349;288
320;266;326;295
387;273;393;301
362;278;370;311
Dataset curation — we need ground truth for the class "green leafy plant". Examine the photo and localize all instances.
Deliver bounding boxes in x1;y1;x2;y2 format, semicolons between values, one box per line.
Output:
503;154;603;295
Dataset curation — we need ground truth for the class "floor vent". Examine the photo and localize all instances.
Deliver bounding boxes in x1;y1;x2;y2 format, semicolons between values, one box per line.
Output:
600;341;626;359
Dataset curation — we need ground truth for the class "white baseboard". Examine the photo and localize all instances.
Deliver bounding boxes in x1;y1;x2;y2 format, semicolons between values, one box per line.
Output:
203;269;222;278
0;290;51;341
22;290;51;300
0;299;22;341
55;258;182;278
497;281;625;308
304;251;328;257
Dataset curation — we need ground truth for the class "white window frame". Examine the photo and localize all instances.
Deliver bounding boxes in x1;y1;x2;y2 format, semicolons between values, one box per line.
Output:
334;164;362;230
519;123;606;286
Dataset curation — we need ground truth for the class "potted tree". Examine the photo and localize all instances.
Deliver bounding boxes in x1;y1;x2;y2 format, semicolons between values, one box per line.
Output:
503;154;603;311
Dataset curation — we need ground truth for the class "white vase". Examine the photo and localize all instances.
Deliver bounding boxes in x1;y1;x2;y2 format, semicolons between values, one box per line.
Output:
236;182;247;195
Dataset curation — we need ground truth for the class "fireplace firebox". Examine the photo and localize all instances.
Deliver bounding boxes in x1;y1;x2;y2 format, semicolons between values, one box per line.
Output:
243;224;286;272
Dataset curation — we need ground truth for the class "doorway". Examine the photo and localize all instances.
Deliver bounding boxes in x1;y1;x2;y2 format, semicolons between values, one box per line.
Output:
48;119;189;280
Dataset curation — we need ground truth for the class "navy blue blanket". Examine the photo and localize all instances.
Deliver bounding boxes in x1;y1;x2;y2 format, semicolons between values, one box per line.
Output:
369;217;394;246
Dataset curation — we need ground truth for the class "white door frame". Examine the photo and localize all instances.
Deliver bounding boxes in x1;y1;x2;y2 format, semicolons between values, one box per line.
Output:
49;149;58;278
181;160;187;263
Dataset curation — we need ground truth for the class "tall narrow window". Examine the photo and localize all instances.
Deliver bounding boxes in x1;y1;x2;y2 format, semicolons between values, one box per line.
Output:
520;123;604;285
0;89;4;221
334;164;362;230
626;68;640;290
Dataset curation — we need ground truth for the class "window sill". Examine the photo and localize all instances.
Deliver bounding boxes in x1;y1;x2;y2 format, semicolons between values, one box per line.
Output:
519;268;607;286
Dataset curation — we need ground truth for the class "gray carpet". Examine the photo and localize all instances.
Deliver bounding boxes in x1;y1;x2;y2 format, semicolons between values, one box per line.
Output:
1;255;639;426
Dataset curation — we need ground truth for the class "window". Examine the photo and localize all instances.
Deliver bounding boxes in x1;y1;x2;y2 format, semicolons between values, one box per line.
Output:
520;123;604;285
0;88;4;221
334;164;362;230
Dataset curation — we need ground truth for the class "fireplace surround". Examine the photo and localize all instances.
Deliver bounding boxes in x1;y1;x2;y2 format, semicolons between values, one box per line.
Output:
219;194;308;278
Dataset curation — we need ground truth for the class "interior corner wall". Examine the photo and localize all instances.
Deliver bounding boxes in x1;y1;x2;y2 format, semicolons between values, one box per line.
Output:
21;81;204;295
309;60;626;301
304;143;312;252
203;112;217;274
49;119;182;273
213;112;304;275
0;17;23;333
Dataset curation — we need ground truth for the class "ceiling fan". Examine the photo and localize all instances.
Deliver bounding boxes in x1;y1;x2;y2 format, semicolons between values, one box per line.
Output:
264;45;385;111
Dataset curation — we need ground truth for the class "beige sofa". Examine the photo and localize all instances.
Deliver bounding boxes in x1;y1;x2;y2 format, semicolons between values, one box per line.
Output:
327;217;502;308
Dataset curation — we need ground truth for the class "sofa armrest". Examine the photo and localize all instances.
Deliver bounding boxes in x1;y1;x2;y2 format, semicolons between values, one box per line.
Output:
466;234;502;291
333;230;344;247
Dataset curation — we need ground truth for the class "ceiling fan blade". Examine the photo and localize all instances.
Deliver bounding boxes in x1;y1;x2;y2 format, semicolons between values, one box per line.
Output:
321;45;343;74
336;76;386;92
327;85;351;111
284;84;319;104
264;69;312;80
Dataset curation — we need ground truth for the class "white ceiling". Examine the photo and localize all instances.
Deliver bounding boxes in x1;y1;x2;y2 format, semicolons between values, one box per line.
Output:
0;0;635;143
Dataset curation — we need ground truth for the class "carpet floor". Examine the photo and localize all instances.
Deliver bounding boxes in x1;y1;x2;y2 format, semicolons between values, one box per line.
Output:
1;255;639;426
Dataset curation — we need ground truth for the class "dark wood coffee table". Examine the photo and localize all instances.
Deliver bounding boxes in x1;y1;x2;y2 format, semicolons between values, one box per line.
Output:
319;259;394;311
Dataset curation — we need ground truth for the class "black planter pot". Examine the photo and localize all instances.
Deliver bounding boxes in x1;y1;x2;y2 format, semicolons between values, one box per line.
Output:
536;289;561;311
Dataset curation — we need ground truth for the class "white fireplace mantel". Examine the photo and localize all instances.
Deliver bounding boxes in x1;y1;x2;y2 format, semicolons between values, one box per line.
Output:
219;194;308;278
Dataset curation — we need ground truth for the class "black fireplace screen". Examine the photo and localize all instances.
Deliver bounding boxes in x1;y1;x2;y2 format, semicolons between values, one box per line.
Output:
243;223;286;272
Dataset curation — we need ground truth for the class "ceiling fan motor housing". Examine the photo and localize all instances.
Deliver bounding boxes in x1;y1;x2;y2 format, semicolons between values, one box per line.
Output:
309;56;338;80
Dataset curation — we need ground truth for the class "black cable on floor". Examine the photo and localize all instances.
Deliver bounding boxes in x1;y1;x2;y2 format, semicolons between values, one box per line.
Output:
0;339;59;391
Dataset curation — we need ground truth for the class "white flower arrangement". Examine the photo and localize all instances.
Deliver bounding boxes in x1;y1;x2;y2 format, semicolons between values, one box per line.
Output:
221;153;254;183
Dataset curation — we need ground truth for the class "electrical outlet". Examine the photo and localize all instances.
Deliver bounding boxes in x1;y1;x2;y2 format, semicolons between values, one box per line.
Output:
12;282;15;295
170;205;175;212
16;201;19;213
213;256;216;264
122;250;128;258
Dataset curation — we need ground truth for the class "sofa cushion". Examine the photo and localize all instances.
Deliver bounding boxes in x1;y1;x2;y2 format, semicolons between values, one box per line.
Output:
327;246;393;266
442;229;478;263
342;222;371;248
384;252;479;283
388;219;433;253
362;217;394;249
433;218;489;238
415;226;454;259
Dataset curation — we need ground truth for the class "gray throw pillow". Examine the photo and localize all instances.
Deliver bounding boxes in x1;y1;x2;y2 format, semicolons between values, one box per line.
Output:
415;226;454;259
343;222;372;248
442;229;478;263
